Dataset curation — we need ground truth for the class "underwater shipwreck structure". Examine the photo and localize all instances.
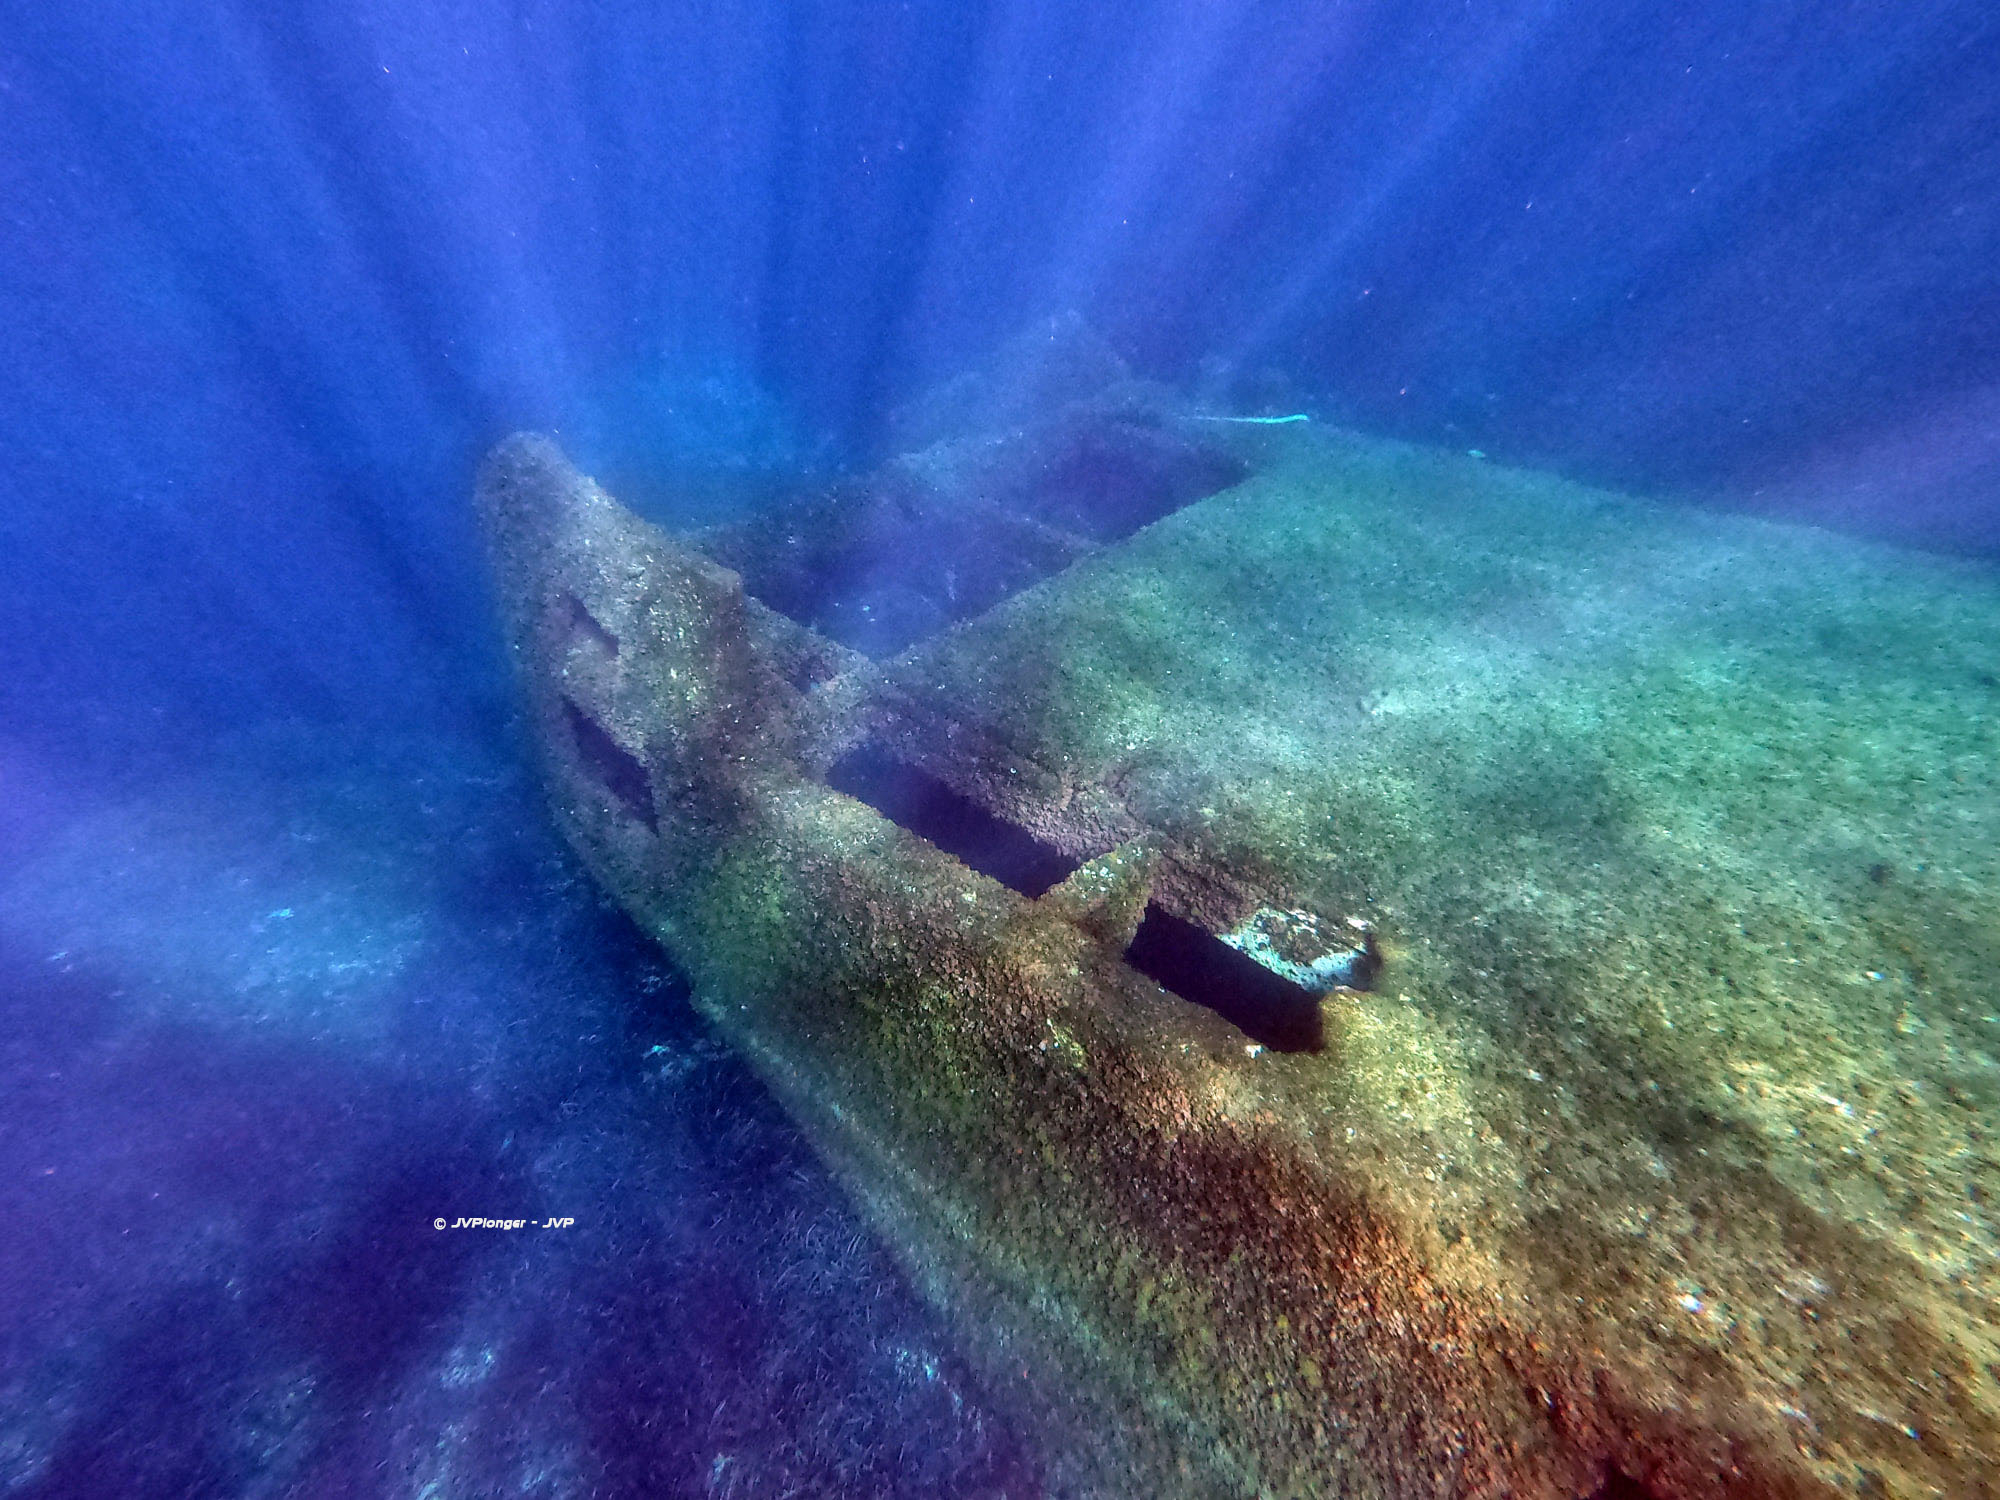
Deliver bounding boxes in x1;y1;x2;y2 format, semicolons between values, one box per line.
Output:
479;361;2000;1499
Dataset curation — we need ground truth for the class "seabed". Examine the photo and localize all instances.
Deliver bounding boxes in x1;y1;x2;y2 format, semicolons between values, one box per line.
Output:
478;362;2000;1499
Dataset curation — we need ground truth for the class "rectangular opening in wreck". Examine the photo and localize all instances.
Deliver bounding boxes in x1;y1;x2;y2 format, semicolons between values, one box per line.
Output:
1124;904;1325;1053
561;592;620;656
826;744;1081;898
698;420;1248;659
1010;425;1250;544
562;697;657;832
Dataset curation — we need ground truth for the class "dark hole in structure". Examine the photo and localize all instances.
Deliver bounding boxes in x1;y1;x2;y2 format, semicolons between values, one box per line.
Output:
722;493;1078;659
563;592;620;656
1016;429;1250;543
826;744;1081;898
784;654;838;693
702;422;1248;659
563;698;656;832
1124;904;1325;1054
1589;1468;1663;1500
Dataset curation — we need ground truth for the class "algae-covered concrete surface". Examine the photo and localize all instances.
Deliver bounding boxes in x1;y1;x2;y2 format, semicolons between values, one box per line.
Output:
479;419;2000;1500
896;428;2000;1496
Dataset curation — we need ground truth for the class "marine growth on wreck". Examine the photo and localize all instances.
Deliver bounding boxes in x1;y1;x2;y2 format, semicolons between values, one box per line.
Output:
480;342;2000;1500
9;8;2000;1498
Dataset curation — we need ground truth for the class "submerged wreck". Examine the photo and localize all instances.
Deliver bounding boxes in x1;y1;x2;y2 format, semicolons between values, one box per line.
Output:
479;361;2000;1498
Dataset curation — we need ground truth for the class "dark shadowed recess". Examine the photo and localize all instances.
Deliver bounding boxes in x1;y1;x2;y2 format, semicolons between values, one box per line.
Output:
1591;1465;1665;1500
823;745;1336;1052
1125;904;1326;1054
563;592;621;657
826;744;1080;898
703;418;1248;658
1010;425;1247;543
564;697;656;832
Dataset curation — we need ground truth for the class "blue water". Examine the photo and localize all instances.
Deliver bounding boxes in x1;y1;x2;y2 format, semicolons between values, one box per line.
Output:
2;3;1997;1495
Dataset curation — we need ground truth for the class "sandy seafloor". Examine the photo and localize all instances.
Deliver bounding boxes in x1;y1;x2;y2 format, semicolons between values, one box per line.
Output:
2;421;1997;1497
0;724;1038;1498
